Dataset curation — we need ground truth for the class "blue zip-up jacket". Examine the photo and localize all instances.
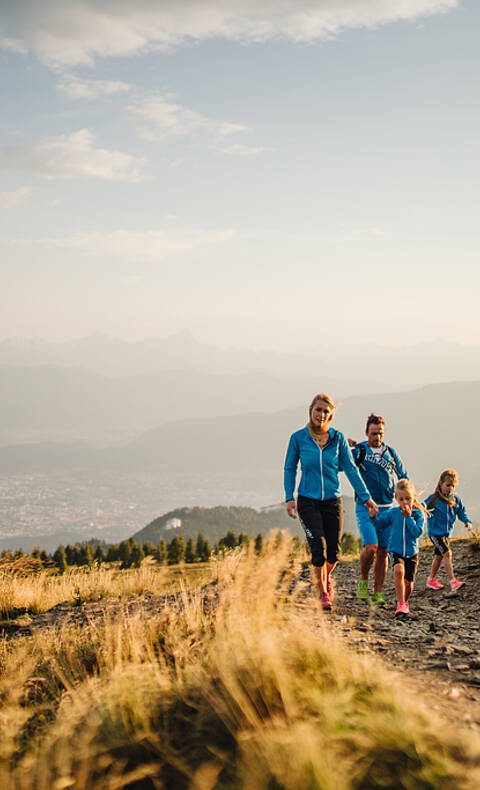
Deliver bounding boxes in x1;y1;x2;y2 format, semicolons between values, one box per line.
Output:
351;442;408;505
375;506;424;557
284;426;371;504
424;494;471;537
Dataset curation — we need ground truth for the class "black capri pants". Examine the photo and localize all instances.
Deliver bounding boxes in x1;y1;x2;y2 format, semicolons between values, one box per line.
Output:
297;494;343;567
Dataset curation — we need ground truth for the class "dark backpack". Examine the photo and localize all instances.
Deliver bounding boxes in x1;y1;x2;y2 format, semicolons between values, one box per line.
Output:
354;444;399;476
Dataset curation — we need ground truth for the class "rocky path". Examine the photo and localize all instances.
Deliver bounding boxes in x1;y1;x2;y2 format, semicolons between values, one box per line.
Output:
303;538;480;732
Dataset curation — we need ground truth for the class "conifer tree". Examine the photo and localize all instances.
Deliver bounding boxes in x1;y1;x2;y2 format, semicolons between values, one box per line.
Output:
119;540;132;568
167;535;186;565
65;544;75;565
201;538;211;562
130;544;145;568
223;530;237;549
106;544;119;562
80;544;94;568
185;537;196;564
195;532;205;559
53;545;68;574
94;543;105;563
156;539;167;565
142;541;156;557
254;533;264;555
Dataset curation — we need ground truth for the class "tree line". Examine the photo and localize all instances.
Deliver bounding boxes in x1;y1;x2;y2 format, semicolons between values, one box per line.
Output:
0;530;361;573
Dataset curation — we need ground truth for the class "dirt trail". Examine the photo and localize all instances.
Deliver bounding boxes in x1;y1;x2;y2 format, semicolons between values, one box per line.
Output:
298;538;480;732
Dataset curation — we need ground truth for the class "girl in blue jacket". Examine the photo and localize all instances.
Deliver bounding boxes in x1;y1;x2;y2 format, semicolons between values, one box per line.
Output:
374;479;425;616
284;393;378;610
425;469;473;592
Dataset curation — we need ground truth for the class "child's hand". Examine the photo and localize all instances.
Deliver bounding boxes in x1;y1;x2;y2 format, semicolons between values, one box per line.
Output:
348;437;357;447
466;522;473;532
400;503;412;518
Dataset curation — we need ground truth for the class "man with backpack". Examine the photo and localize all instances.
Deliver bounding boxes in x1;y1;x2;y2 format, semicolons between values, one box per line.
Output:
349;413;408;605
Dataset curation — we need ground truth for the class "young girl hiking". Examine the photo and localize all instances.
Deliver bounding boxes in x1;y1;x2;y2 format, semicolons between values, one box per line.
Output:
425;469;473;592
374;479;425;616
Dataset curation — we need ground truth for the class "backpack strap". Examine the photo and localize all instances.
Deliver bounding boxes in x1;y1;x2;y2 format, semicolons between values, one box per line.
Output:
385;446;398;477
354;444;366;467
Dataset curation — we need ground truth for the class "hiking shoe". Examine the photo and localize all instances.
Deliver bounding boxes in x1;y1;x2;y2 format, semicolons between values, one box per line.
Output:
326;576;335;601
395;601;409;616
371;592;386;606
450;578;465;591
356;579;369;600
426;577;444;590
320;592;332;611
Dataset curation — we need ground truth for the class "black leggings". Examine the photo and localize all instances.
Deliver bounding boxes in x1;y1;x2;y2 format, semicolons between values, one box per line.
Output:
297;495;343;567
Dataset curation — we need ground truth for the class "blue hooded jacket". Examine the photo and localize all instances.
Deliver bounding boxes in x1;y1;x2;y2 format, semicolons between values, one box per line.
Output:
351;442;408;505
375;506;424;557
424;494;471;537
284;426;371;503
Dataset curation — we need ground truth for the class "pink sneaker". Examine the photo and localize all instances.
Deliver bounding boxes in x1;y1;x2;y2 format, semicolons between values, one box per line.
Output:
450;578;465;591
320;592;332;611
326;576;335;601
395;601;409;616
426;577;444;590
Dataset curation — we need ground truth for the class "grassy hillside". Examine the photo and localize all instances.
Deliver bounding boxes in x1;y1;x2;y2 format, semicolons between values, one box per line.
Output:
132;499;357;545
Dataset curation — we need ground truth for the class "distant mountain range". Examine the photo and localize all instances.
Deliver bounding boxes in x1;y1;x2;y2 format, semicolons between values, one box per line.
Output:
0;364;323;444
1;332;480;446
1;379;479;520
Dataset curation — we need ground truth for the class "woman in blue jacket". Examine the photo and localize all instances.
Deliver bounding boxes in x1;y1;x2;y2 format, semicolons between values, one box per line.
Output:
284;393;378;610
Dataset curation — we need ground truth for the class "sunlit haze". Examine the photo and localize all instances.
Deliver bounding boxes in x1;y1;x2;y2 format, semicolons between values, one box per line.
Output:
1;1;479;350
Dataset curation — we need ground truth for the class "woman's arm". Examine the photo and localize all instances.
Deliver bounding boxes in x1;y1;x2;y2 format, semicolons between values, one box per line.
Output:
284;433;300;504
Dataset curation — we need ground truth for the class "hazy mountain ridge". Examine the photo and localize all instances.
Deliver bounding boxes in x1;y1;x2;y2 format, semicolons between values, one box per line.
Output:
2;333;480;446
0;364;325;445
2;332;480;390
1;380;479;533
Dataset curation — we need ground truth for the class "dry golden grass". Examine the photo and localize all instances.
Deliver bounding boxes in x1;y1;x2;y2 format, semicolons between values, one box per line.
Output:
0;561;217;620
0;538;478;789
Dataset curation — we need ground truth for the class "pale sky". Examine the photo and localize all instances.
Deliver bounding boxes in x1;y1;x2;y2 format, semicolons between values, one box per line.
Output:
1;0;478;351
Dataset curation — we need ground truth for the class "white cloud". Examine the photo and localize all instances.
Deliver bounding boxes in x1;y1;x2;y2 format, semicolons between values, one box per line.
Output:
25;228;236;260
0;187;31;209
216;143;265;156
129;95;208;140
0;130;145;181
0;1;458;67
56;75;131;99
0;37;27;54
128;94;248;142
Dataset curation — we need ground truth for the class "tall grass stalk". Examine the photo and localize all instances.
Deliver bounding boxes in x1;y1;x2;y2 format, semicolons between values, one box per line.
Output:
0;537;478;789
